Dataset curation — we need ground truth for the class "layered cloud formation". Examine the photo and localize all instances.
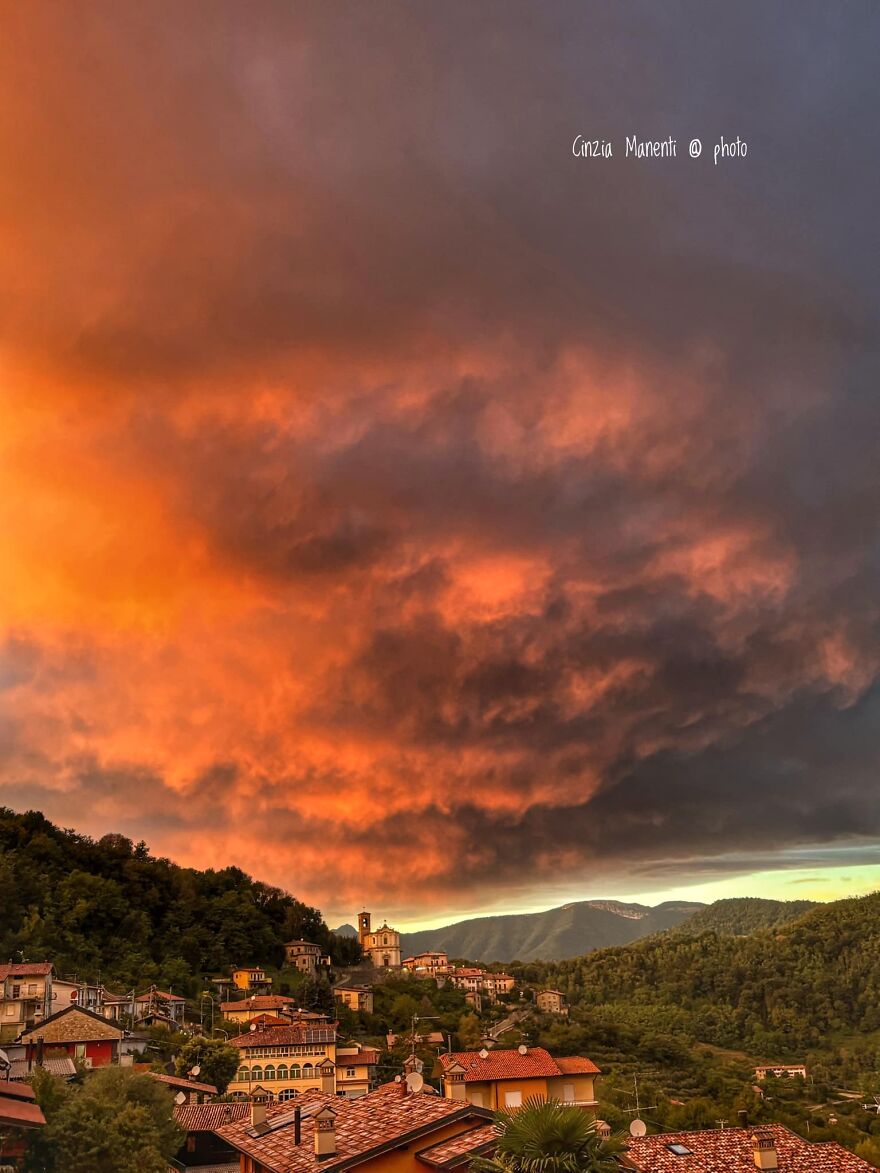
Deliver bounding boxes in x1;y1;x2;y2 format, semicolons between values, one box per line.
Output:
1;2;877;920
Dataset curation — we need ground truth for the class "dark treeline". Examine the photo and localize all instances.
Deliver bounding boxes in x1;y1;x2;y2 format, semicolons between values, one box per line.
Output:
0;808;361;992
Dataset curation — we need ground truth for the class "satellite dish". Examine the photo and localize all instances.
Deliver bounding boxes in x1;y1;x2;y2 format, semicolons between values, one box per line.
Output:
190;1066;201;1077
70;990;78;1002
478;1048;489;1059
630;1119;647;1137
517;1044;528;1055
174;1091;187;1105
250;1022;258;1031
406;1072;424;1094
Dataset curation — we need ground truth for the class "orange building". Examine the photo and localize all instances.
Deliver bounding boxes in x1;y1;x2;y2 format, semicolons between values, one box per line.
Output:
216;1085;495;1171
439;1046;599;1112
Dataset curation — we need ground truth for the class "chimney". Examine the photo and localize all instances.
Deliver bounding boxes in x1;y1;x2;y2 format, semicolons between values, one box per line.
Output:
294;1106;301;1146
320;1059;336;1095
738;1110;749;1128
314;1105;337;1160
250;1101;267;1129
751;1131;778;1170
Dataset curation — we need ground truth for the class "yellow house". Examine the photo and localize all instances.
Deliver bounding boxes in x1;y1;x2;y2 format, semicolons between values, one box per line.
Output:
219;995;296;1025
231;966;272;992
439;1046;599;1111
227;1021;338;1102
335;1040;380;1097
334;984;374;1014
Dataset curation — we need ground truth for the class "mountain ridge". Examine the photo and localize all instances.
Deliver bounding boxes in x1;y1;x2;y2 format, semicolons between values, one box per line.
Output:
399;897;706;963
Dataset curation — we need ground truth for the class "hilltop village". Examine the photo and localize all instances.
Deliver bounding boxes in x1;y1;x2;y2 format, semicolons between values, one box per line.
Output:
4;897;880;1172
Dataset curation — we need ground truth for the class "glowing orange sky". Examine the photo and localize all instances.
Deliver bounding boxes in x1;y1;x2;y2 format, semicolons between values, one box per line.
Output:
1;3;878;927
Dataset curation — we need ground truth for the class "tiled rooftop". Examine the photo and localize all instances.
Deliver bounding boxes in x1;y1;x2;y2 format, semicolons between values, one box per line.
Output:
416;1122;498;1167
174;1101;251;1132
624;1125;875;1173
230;1023;336;1049
150;1071;219;1095
20;1005;125;1044
0;962;53;980
217;1087;491;1172
439;1047;599;1082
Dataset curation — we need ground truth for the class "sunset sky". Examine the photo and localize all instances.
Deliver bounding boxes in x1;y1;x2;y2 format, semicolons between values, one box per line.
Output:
1;2;878;929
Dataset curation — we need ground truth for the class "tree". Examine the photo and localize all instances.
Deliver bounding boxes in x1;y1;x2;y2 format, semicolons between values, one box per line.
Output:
470;1098;623;1173
174;1035;240;1093
25;1067;183;1173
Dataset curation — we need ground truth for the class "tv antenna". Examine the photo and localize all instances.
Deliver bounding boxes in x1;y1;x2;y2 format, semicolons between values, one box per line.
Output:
716;1119;728;1130
623;1073;656;1137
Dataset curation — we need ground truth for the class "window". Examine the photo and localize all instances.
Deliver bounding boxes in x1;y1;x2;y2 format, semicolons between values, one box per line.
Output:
278;1088;298;1101
264;1064;276;1081
562;1083;575;1102
667;1144;694;1156
290;1064;301;1080
237;1067;249;1081
276;1064;289;1081
75;1044;87;1060
504;1091;522;1108
250;1066;263;1082
346;1068;356;1078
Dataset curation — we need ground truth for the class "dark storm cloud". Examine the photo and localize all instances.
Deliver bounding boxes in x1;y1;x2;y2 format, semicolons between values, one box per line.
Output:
0;0;878;913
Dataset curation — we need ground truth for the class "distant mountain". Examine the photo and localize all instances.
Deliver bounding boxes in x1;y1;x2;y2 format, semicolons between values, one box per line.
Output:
399;899;705;963
673;896;818;937
332;923;358;937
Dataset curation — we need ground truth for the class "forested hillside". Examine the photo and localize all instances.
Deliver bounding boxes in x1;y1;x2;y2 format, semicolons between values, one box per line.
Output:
0;808;360;991
675;897;817;937
519;891;880;1056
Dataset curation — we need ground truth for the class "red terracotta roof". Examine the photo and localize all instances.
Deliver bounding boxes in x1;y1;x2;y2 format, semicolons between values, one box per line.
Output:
149;1071;218;1095
556;1056;600;1074
416;1122;498;1166
216;1088;492;1172
134;988;184;1003
439;1047;598;1083
220;995;295;1013
624;1125;875;1173
0;962;53;979
174;1101;251;1132
0;1079;45;1129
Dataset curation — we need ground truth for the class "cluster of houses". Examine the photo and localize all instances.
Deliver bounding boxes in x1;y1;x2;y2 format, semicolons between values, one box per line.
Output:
2;929;866;1173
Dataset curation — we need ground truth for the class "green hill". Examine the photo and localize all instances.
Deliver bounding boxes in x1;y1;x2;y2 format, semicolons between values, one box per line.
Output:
0;807;360;991
400;898;704;962
526;890;880;1054
675;897;818;936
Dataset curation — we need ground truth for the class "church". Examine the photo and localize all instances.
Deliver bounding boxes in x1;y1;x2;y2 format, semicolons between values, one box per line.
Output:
357;911;401;968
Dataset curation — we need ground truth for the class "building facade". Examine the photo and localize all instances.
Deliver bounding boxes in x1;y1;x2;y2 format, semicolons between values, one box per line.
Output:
439;1046;599;1112
284;940;326;974
0;963;53;1044
227;1021;338;1103
231;966;273;992
402;952;449;976
335;1040;380;1097
19;1005;125;1069
334;984;374;1014
536;989;568;1015
357;911;402;968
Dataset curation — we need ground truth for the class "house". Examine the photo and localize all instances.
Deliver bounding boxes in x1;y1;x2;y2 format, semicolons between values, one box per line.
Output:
284;940;327;974
172;1101;251;1172
220;994;297;1025
149;1071;218;1103
227;1019;339;1102
50;977;104;1016
102;987;186;1027
232;966;273;993
755;1063;808;1080
439;1046;599;1111
19;1004;126;1069
536;989;568;1016
441;967;514;1005
215;1084;495;1172
403;952;450;977
0;1078;46;1168
464;991;483;1014
335;1040;380;1098
0;962;54;1043
334;984;374;1014
358;911;402;968
622;1124;874;1172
